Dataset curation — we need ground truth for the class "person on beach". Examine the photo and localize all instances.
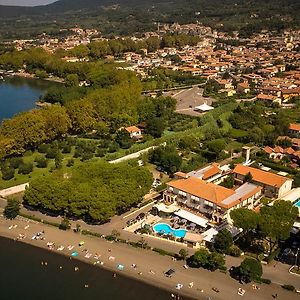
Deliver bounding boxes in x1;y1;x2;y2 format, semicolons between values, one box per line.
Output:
113;273;117;278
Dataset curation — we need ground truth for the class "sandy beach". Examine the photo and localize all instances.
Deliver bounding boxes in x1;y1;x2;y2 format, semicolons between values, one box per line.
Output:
0;213;299;300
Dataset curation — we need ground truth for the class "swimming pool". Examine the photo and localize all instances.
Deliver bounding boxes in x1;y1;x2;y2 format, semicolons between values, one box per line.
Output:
294;199;300;208
153;223;187;238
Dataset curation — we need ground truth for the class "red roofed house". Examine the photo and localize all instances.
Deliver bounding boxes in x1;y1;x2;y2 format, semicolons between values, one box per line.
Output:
233;164;293;198
263;146;294;160
281;88;300;101
237;82;250;94
124;126;142;139
256;93;281;105
289;123;300;137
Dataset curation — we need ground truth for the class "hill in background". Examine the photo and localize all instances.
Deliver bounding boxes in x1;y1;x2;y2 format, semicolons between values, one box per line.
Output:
0;0;299;39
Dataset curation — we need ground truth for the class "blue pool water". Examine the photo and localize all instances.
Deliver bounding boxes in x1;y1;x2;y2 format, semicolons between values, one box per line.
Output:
294;199;300;208
153;223;187;238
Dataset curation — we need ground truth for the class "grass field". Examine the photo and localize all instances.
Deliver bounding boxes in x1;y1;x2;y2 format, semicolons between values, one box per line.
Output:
0;147;86;190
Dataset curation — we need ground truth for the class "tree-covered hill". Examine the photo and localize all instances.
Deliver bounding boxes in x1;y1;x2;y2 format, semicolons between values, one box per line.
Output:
0;0;299;39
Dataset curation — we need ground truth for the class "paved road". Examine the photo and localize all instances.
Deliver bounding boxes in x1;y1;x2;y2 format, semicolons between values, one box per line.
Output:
0;183;28;197
109;146;157;164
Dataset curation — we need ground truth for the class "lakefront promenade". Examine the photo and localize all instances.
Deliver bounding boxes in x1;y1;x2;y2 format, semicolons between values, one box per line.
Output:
0;214;299;300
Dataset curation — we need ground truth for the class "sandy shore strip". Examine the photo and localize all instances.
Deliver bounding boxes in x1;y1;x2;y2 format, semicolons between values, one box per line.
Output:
0;214;299;300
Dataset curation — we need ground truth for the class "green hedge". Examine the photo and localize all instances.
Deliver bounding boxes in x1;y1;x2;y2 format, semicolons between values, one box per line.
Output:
281;284;295;292
81;229;102;238
257;159;297;175
261;278;271;284
152;247;177;257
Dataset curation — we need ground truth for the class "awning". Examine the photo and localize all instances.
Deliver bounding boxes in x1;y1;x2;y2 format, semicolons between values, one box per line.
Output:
194;103;214;112
201;227;218;242
174;209;208;228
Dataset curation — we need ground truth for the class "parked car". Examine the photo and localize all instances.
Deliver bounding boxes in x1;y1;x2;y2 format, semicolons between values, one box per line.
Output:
126;219;134;226
136;213;145;220
283;248;292;256
164;268;175;278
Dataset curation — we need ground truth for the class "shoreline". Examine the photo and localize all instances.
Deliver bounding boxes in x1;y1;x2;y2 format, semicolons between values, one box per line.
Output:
0;216;198;300
0;235;187;300
1;73;64;84
0;215;299;300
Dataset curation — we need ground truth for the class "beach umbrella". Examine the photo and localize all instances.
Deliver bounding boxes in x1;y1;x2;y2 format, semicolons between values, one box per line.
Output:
71;252;79;257
172;216;180;222
190;223;196;227
79;241;85;246
117;264;124;271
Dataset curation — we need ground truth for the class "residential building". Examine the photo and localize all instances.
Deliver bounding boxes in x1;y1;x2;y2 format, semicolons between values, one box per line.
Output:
289;123;300;137
232;164;293;198
124;126;142;139
163;176;262;224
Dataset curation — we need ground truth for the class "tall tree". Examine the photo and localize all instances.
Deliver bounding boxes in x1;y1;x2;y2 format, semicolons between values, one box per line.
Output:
214;229;233;254
230;208;259;232
239;258;262;283
259;200;298;256
4;198;21;219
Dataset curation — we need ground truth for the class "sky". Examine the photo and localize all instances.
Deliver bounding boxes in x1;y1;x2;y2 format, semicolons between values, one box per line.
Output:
0;0;56;6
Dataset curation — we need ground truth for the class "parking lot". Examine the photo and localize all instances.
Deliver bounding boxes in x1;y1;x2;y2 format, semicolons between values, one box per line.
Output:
164;86;216;116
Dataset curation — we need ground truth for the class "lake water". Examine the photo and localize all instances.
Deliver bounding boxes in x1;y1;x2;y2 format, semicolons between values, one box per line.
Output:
0;76;57;122
0;237;188;300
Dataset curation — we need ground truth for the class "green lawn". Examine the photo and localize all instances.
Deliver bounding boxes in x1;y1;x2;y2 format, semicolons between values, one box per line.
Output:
226;141;243;151
0;147;85;190
219;111;233;134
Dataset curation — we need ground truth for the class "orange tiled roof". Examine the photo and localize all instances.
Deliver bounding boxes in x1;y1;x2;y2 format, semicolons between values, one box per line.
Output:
263;146;273;154
284;147;295;155
125;126;141;134
167;177;235;205
233;164;289;188
273;146;284;153
289;123;300;132
257;93;276;101
202;163;221;180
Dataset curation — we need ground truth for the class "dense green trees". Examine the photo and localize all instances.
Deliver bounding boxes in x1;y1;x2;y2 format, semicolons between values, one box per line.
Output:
239;258;262;283
23;161;153;223
0;104;71;156
229;103;292;145
230;208;259;232
231;201;298;257
214;229;233;254
4;198;20;219
259;200;298;255
149;145;182;174
189;249;226;271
